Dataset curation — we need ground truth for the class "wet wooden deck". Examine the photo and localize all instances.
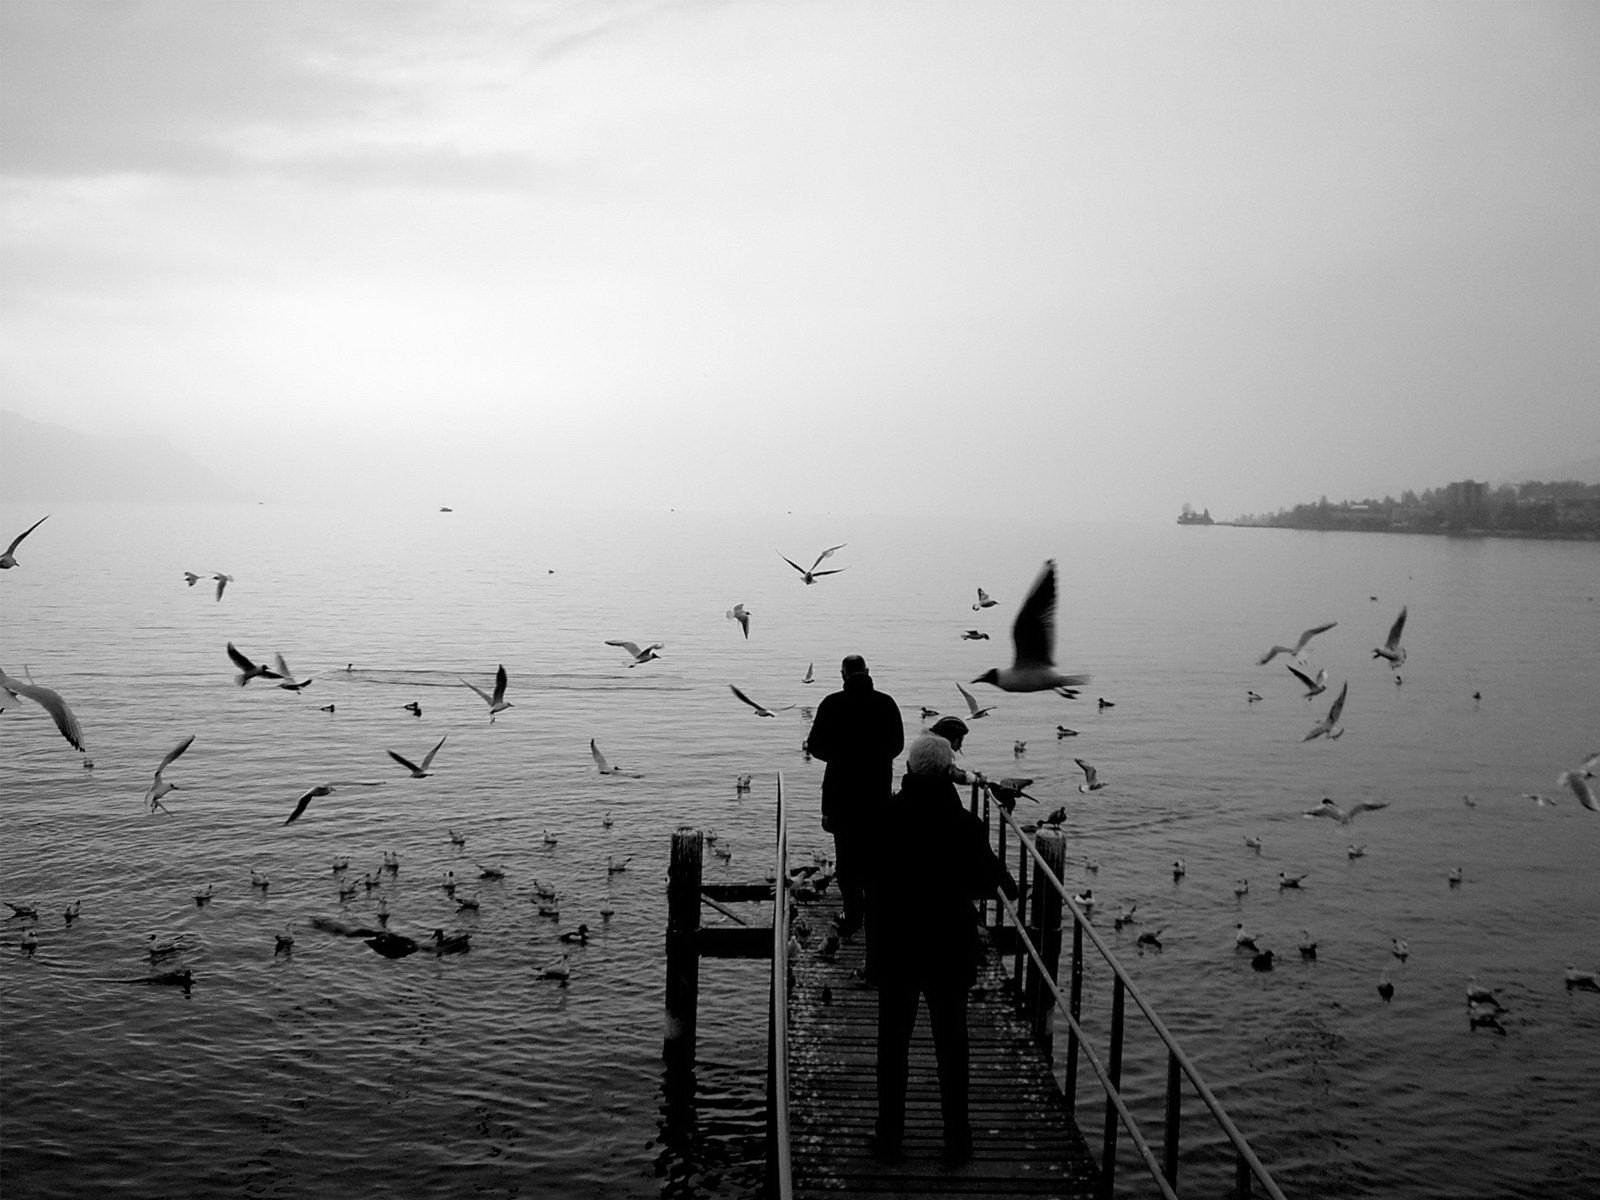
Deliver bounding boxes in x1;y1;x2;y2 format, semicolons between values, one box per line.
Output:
786;894;1097;1199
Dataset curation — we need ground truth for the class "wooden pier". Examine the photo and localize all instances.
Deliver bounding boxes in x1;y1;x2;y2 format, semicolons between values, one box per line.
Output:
786;892;1096;1198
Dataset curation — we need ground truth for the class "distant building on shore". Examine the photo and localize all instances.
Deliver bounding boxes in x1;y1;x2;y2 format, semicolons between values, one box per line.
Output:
1177;504;1214;526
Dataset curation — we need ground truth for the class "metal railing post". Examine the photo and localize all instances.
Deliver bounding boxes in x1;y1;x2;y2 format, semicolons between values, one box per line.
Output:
1065;918;1083;1116
1098;975;1126;1200
1163;1049;1181;1187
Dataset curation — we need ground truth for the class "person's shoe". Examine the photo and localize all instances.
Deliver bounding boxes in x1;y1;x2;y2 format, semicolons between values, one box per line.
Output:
867;1133;904;1164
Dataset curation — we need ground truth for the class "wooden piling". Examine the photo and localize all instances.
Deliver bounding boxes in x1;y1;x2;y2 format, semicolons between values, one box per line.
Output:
1028;829;1066;1045
664;828;704;1066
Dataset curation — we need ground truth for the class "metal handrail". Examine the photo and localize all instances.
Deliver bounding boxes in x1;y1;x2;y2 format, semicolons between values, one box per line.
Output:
987;793;1287;1200
770;772;794;1200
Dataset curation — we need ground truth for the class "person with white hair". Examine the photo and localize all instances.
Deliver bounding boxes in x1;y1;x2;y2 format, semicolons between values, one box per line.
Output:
865;731;1018;1167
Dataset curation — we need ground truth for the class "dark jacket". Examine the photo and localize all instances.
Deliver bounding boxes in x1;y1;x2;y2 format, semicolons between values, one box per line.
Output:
807;673;904;829
867;771;1018;989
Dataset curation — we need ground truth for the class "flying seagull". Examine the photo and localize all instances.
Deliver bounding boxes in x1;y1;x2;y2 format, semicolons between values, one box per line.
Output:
0;665;86;752
389;735;448;778
144;735;195;813
729;684;792;717
725;604;752;638
984;777;1036;810
213;573;234;601
778;543;846;585
606;640;663;667
1074;758;1107;792
183;572;201;586
971;559;1091;693
0;515;49;569
272;654;314;692
1373;606;1408;668
1286;663;1328;699
1557;753;1599;812
1258;621;1337;665
284;780;385;825
590;738;644;778
461;664;512;721
955;681;994;720
1303;681;1348;741
226;643;282;687
973;587;997;611
1304;796;1389;825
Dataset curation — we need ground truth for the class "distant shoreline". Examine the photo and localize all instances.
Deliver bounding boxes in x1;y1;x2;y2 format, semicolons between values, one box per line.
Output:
1203;522;1599;542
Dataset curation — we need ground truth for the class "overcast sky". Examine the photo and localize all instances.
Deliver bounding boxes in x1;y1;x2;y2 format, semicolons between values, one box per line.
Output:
2;1;1596;518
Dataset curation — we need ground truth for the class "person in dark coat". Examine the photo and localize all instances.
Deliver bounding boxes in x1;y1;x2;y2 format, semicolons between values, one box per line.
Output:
868;732;1017;1165
806;654;904;938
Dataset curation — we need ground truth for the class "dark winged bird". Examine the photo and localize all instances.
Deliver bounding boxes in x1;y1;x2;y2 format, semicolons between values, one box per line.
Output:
389;734;448;778
1258;621;1337;665
0;665;86;752
461;663;512;720
1303;681;1348;741
729;684;792;717
606;640;663;667
1286;662;1328;698
971;559;1090;693
972;587;997;611
778;543;846;584
226;643;282;687
145;735;195;812
0;515;49;569
284;780;384;825
1074;758;1107;792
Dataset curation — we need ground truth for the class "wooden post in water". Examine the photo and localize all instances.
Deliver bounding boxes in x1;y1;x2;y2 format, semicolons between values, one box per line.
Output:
1029;829;1066;1045
664;828;704;1067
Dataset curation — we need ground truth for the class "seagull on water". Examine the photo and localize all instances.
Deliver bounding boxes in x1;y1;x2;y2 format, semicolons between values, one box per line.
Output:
543;952;571;982
1304;796;1388;825
590;738;644;778
1244;836;1262;852
1286;663;1328;699
226;643;282;687
0;515;49;568
284;780;385;825
1074;758;1106;792
606;641;663;668
1373;606;1408;668
1137;928;1164;949
461;663;512;721
212;573;233;601
1378;970;1395;1002
388;735;448;778
1298;930;1318;960
1278;871;1307;889
1258;622;1337;665
729;684;792;718
779;543;846;585
144;734;195;813
0;666;86;752
1056;725;1079;738
272;653;314;692
970;559;1091;694
955;681;994;720
1391;937;1409;961
1565;964;1600;992
1447;866;1463;887
1302;681;1348;741
1234;923;1259;950
726;604;751;638
1348;844;1367;859
1172;858;1187;880
1466;977;1504;1011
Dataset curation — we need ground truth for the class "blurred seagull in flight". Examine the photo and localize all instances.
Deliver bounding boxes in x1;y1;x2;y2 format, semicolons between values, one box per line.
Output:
461;663;512;721
284;780;385;825
144;735;195;813
725;604;752;638
388;735;448;778
184;571;201;586
1557;757;1598;812
1302;681;1348;741
1304;796;1388;825
955;681;995;720
971;559;1091;694
272;654;314;692
0;666;87;753
1373;606;1408;669
961;629;989;641
1074;759;1107;793
973;587;997;611
606;640;663;667
1258;621;1337;665
212;573;233;601
729;684;792;718
226;643;283;687
0;515;48;568
1285;663;1328;699
590;738;644;778
779;543;846;585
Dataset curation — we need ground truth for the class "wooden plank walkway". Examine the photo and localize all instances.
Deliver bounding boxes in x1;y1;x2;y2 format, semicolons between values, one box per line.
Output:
786;893;1097;1199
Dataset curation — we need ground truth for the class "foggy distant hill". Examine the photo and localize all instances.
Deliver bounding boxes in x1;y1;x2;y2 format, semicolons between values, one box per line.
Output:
1501;454;1600;486
0;410;247;503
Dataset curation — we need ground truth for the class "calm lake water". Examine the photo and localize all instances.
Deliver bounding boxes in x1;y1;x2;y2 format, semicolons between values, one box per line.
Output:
1;502;1597;1199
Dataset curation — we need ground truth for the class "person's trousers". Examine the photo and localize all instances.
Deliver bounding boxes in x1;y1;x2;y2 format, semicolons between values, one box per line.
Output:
832;824;868;930
875;976;971;1144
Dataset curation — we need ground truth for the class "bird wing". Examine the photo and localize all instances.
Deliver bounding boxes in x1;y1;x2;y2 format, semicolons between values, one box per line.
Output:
1295;621;1337;652
214;574;230;600
460;676;494;705
5;514;49;556
1326;681;1348;724
0;669;86;752
729;683;764;711
1074;758;1097;786
1351;800;1389;816
1285;663;1317;690
806;568;845;578
778;553;807;575
273;653;295;681
491;664;508;704
1559;770;1598;811
226;643;257;673
1384;607;1407;650
1010;559;1058;669
284;787;326;825
590;739;611;772
387;750;423;774
811;544;846;569
606;640;644;658
157;734;196;774
956;681;982;716
420;735;448;769
1258;645;1294;665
